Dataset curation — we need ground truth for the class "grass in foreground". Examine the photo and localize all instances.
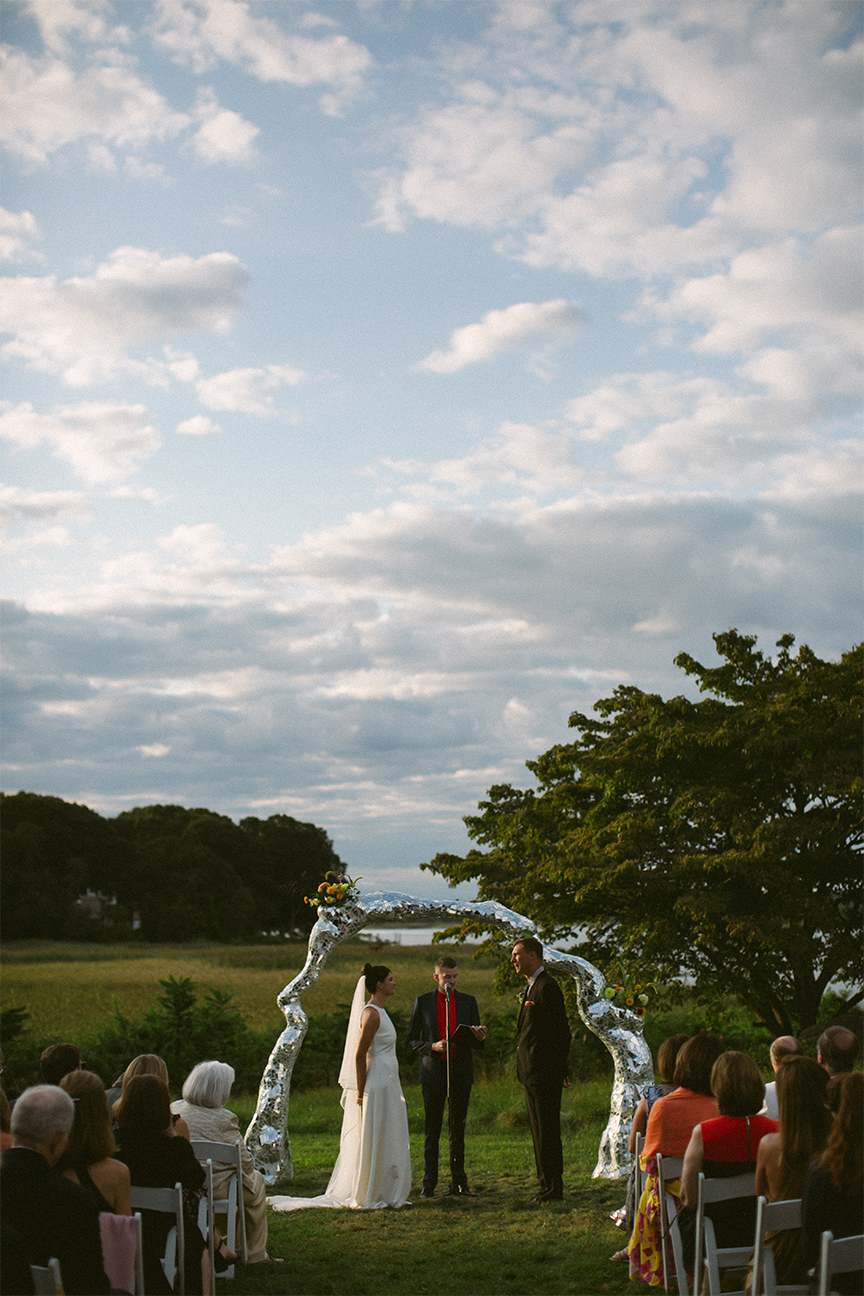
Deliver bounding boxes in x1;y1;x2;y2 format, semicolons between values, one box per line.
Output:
224;1080;634;1296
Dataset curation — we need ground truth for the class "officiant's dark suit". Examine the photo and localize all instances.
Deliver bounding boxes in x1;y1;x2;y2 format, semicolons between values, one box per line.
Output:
408;968;484;1195
513;939;571;1201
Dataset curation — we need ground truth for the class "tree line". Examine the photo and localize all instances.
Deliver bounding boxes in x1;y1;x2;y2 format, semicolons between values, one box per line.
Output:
424;631;863;1036
0;795;344;943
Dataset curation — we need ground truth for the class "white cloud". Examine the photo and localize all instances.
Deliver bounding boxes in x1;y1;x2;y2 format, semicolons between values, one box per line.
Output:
416;299;583;374
0;46;189;165
0;401;161;483
22;0;122;55
651;227;864;356
190;86;259;164
137;742;171;757
0;246;248;385
379;420;583;498
0;484;87;525
563;367;858;488
195;364;307;414
0;208;41;261
374;96;590;234
374;2;862;298
150;0;372;107
176;414;220;436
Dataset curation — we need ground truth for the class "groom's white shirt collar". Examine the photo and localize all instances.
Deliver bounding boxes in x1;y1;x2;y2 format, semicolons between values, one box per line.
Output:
527;965;544;988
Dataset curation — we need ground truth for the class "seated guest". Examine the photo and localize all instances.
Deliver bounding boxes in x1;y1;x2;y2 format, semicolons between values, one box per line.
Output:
116;1074;211;1295
817;1026;859;1077
753;1056;831;1286
680;1052;776;1258
112;1054;190;1139
57;1069;132;1215
0;1085;110;1295
173;1060;280;1267
628;1032;724;1287
761;1036;802;1120
612;1033;689;1262
1;1083;13;1153
756;1055;831;1199
630;1034;691;1153
802;1072;863;1296
39;1042;82;1087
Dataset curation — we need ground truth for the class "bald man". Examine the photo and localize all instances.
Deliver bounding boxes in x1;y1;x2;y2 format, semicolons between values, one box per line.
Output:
817;1026;859;1076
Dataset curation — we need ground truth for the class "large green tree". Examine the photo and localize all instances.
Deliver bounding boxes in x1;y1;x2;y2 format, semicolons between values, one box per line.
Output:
1;794;345;943
425;632;863;1034
0;791;134;940
112;804;260;942
239;814;345;937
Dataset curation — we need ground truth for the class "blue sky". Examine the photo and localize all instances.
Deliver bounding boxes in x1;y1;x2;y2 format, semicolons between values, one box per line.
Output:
2;0;861;900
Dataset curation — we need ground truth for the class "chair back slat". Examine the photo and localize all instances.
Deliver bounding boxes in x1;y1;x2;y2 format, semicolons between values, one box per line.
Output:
656;1153;687;1296
634;1130;646;1201
29;1258;63;1296
191;1138;248;1272
99;1210;140;1294
817;1231;864;1296
695;1171;757;1296
130;1180;185;1295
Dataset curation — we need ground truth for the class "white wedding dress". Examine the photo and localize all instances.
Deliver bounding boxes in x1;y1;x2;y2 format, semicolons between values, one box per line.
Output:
268;991;413;1212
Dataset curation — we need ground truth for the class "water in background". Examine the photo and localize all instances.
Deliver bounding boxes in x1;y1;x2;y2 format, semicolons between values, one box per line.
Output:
360;926;484;945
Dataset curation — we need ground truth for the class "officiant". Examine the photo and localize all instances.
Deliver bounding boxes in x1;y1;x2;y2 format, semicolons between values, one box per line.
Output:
408;956;487;1197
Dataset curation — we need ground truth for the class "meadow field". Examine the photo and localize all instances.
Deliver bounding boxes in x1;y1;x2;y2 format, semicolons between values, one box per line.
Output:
2;940;637;1293
1;938;505;1037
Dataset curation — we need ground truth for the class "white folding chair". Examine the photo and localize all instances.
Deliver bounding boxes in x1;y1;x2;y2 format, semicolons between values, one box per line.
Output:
751;1195;807;1296
99;1209;145;1295
131;1181;185;1295
816;1231;864;1296
191;1139;248;1274
635;1130;647;1202
656;1152;689;1296
695;1170;756;1296
29;1258;63;1295
199;1160;216;1295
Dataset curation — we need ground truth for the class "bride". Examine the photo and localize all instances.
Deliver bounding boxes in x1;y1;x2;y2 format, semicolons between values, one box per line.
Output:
267;963;413;1211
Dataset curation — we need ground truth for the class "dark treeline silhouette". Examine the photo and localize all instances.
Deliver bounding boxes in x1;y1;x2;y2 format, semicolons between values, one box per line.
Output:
0;791;344;942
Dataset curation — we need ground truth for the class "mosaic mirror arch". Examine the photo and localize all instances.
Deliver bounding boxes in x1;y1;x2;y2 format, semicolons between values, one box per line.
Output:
245;892;653;1183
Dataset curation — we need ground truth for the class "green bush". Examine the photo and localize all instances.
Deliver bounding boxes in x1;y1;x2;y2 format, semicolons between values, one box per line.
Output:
2;975;273;1096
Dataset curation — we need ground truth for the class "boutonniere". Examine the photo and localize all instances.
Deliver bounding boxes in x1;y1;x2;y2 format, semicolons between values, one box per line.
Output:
524;1000;536;1007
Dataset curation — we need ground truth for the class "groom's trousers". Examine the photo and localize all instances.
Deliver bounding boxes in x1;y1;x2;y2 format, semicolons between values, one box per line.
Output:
421;1072;471;1191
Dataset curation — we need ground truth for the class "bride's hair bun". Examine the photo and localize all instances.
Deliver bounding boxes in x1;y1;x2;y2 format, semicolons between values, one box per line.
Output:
362;963;390;994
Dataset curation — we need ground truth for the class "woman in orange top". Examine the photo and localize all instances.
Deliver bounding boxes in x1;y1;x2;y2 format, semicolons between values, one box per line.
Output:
628;1033;724;1287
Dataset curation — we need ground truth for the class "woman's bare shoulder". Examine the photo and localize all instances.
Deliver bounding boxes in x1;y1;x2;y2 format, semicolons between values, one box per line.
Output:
91;1156;131;1187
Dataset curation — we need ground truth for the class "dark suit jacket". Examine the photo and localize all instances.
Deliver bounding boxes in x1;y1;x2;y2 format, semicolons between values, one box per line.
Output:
0;1145;110;1295
516;969;571;1087
408;989;483;1086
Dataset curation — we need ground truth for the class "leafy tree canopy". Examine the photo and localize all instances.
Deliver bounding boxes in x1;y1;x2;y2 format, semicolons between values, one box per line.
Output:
1;794;345;943
425;631;863;1034
0;792;131;940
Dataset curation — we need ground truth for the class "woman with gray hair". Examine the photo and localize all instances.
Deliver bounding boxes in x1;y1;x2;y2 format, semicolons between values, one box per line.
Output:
172;1061;278;1267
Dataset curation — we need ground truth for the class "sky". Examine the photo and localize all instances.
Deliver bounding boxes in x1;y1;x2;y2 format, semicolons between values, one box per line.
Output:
2;0;862;902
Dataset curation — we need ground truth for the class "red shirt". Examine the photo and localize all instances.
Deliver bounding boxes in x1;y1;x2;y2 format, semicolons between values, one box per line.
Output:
701;1114;777;1167
435;989;457;1056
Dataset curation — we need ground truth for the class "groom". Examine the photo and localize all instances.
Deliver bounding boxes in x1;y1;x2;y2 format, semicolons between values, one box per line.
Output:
512;936;571;1202
408;956;486;1197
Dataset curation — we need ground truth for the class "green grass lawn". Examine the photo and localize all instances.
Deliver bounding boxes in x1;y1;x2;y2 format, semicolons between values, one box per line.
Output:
224;1079;634;1296
2;943;638;1292
1;939;504;1036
